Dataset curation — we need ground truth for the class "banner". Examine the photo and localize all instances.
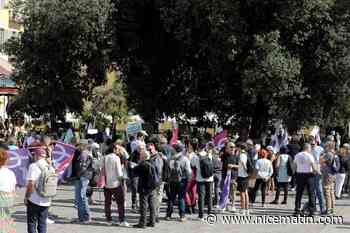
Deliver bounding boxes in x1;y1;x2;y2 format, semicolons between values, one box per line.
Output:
6;149;32;187
52;142;76;181
214;130;228;149
6;142;76;187
219;172;231;209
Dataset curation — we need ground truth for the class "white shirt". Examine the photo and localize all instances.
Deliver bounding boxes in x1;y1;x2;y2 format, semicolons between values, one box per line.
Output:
27;159;53;207
103;153;123;189
191;152;214;182
255;158;273;179
238;153;248;178
294;152;316;173
311;146;324;172
0;167;16;192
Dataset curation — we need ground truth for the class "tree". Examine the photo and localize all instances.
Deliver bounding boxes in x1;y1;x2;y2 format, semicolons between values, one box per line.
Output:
5;0;113;123
113;0;350;137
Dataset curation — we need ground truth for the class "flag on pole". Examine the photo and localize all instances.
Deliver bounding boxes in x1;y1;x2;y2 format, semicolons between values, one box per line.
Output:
52;142;76;181
219;172;231;209
214;130;228;149
6;149;31;187
170;119;179;145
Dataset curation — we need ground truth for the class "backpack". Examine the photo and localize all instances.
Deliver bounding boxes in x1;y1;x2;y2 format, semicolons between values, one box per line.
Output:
246;155;255;176
145;161;161;190
200;156;214;178
169;157;183;183
36;161;59;198
89;158;102;187
287;156;294;176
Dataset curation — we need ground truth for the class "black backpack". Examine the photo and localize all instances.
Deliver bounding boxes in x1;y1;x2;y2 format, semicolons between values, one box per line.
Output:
169;157;183;183
200;156;214;178
246;155;255;176
287;156;295;176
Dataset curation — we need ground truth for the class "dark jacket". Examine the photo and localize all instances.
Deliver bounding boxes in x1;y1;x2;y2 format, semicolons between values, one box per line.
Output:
339;156;348;174
133;160;154;194
76;151;93;180
221;153;239;180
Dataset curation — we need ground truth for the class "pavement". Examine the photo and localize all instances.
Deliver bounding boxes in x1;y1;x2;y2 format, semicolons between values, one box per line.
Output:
12;185;350;233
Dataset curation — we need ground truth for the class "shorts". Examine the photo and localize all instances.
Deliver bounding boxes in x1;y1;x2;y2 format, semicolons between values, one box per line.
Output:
237;177;249;192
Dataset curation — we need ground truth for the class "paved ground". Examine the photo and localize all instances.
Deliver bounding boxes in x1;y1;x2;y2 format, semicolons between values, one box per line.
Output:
12;185;350;233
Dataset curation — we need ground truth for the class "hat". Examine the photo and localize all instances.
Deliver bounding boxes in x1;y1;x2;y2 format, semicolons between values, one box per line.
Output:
266;146;274;151
246;139;254;146
343;143;350;149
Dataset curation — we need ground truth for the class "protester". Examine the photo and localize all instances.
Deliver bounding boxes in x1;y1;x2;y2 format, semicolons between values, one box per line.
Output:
293;143;317;216
335;146;348;199
132;150;157;228
73;140;93;223
236;143;250;215
166;143;192;222
185;139;198;215
191;145;213;221
102;144;129;227
220;142;239;212
287;135;301;191
130;131;147;154
251;149;273;207
159;136;176;160
147;143;165;223
309;138;326;214
25;147;56;233
210;142;222;208
271;146;293;205
0;147;17;233
321;141;340;215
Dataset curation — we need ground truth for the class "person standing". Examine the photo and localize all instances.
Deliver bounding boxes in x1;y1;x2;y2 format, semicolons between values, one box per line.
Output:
220;142;239;212
210;143;222;208
236;143;250;215
166;143;192;222
335;146;348;199
293;143;317;216
251;149;273;207
102;144;129;227
25;148;55;233
0;148;17;233
309;138;326;214
132;150;157;228
191;146;213;221
147;143;166;223
321;141;340;215
73;140;93;223
271;146;293;205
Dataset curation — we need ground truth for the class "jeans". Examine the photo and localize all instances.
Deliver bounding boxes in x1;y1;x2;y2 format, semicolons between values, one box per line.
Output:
27;201;49;233
154;182;164;220
313;174;325;212
197;182;213;218
251;178;268;204
75;177;90;221
295;173;316;214
274;182;289;203
104;186;125;222
139;190;156;226
167;179;188;218
213;175;221;206
131;177;139;208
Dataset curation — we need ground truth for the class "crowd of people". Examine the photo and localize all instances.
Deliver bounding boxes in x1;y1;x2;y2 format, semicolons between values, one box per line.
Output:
0;129;350;233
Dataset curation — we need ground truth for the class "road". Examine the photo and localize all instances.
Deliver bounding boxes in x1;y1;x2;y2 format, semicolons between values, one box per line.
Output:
12;185;350;233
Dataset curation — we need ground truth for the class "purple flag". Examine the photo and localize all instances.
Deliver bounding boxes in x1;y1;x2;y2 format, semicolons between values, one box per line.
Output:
52;142;76;181
6;149;31;187
219;172;231;209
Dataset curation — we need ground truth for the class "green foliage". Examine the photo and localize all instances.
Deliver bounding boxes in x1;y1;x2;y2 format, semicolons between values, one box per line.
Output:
5;0;112;118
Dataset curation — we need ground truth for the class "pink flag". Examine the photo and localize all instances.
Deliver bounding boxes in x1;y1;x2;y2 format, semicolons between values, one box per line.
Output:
170;128;179;145
214;130;228;149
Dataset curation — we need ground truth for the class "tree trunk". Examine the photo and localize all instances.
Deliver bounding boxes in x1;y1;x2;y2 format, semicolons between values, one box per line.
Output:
249;95;269;140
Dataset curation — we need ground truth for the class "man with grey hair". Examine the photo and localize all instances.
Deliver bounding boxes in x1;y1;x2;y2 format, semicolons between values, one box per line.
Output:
293;143;317;216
